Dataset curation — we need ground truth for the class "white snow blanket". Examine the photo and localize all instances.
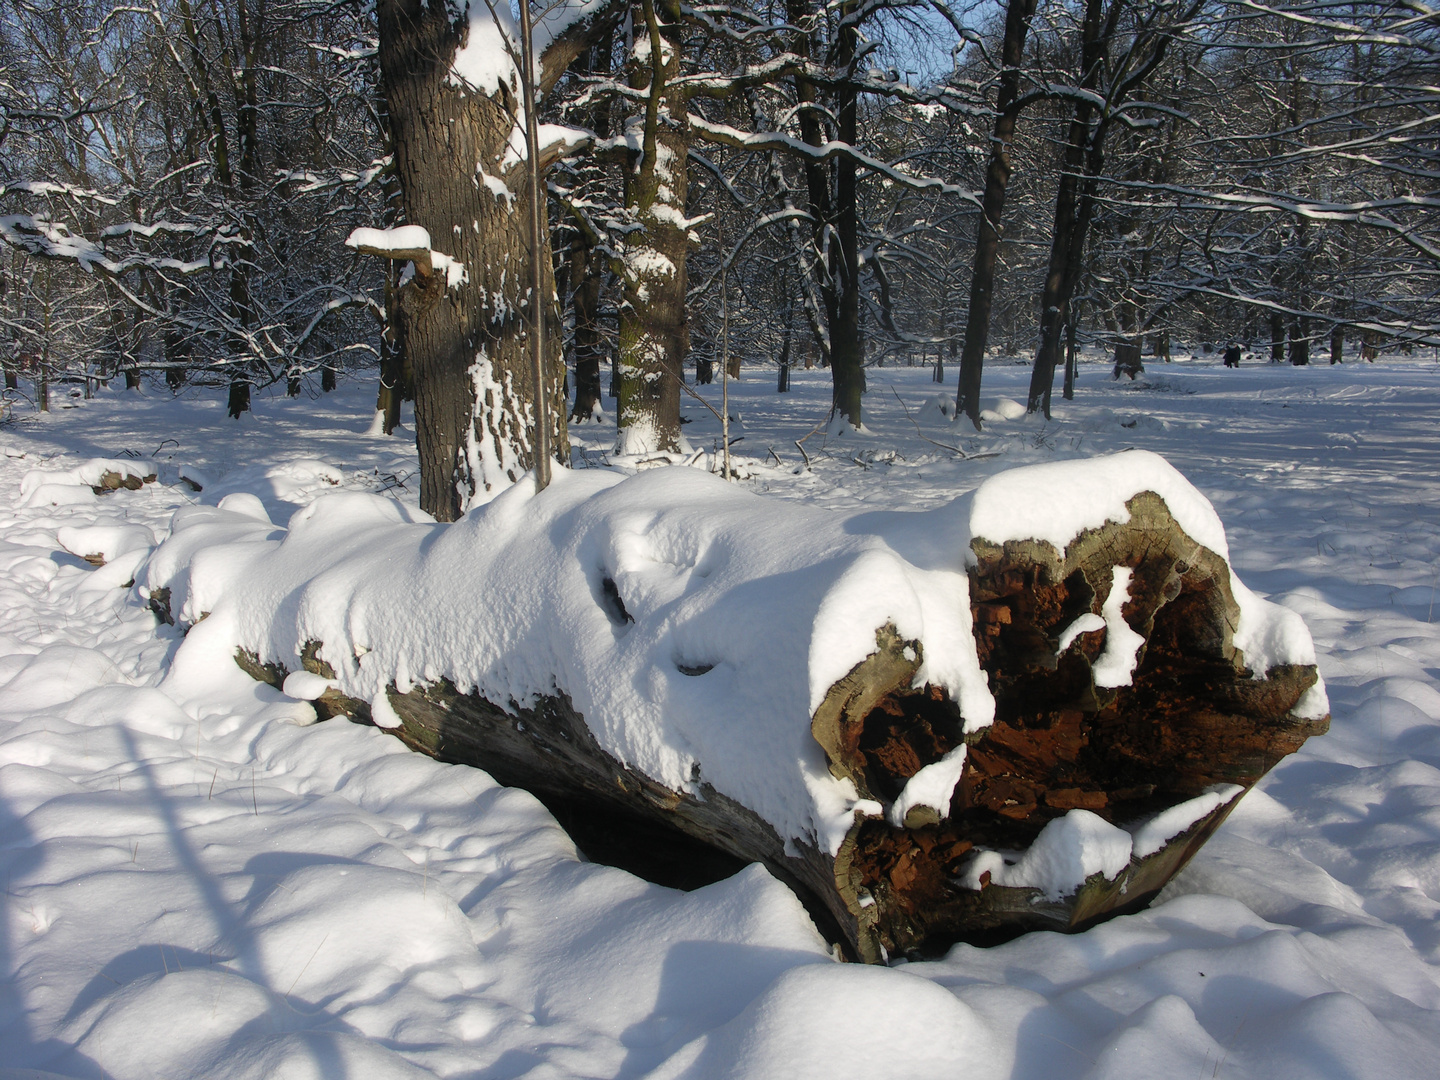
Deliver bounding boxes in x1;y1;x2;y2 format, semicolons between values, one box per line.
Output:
3;361;1439;1080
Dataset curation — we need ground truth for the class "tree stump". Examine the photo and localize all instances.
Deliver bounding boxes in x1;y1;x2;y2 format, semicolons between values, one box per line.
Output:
1112;342;1144;380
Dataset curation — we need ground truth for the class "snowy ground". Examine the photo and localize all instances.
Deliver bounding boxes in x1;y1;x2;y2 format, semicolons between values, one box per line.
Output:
4;351;1440;1079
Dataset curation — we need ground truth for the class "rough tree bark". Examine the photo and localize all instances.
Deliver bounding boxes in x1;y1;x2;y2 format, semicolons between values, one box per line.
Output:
376;0;618;518
234;492;1325;962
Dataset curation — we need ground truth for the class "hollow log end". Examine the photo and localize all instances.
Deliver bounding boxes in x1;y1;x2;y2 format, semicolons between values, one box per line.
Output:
817;491;1328;961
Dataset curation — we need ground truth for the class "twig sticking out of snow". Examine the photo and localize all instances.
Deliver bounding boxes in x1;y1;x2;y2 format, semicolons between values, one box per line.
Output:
889;386;1000;461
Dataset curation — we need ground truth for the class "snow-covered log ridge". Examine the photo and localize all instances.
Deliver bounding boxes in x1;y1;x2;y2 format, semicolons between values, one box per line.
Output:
144;449;1328;960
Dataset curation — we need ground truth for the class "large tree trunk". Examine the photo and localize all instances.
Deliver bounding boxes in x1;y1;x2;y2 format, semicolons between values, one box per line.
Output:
614;0;689;454
378;0;578;520
956;0;1038;430
233;492;1325;962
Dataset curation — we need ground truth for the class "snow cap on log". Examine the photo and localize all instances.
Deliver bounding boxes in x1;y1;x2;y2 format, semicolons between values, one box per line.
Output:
147;451;1324;855
146;450;1328;959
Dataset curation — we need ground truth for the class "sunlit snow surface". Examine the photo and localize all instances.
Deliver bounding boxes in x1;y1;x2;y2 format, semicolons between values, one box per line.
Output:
4;354;1440;1078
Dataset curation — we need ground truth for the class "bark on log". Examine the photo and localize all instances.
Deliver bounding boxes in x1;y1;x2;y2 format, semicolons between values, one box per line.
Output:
230;491;1326;962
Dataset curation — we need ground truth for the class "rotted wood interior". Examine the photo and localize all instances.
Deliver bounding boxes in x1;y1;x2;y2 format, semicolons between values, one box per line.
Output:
819;492;1326;959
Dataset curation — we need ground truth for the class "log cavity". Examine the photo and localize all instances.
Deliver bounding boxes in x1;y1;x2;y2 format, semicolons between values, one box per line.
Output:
853;685;965;805
819;493;1325;959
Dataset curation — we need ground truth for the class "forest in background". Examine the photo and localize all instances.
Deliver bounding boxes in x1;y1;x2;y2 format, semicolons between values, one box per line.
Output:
1;0;1435;500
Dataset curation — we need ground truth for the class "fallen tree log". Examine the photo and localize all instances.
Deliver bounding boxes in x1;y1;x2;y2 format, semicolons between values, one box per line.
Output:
151;452;1328;962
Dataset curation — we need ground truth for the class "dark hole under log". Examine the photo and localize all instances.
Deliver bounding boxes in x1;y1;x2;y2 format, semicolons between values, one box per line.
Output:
542;796;750;892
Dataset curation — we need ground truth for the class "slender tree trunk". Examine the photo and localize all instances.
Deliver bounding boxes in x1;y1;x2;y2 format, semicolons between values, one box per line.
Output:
377;0;570;520
1026;0;1106;416
1270;314;1285;362
377;262;408;433
829;8;864;427
39;264;52;413
569;233;605;421
164;325;186;391
778;322;792;391
1063;310;1078;398
957;0;1037;429
615;0;689;454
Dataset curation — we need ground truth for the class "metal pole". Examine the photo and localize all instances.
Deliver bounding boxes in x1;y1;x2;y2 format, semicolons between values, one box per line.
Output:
517;0;551;489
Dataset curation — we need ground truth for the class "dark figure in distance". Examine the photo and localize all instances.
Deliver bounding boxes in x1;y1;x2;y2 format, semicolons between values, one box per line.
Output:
1223;344;1242;368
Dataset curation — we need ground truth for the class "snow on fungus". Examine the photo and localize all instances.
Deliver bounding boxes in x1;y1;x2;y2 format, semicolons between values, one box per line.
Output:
345;225;431;253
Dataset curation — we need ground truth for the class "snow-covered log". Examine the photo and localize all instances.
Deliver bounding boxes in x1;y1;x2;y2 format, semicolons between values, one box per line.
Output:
144;451;1328;961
